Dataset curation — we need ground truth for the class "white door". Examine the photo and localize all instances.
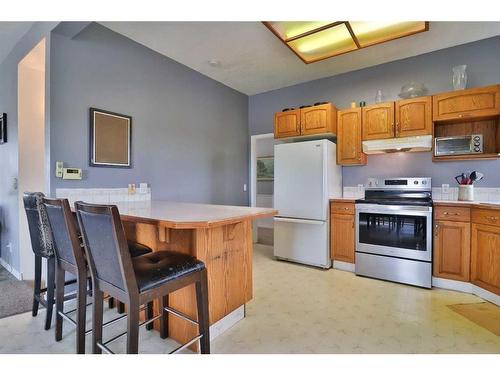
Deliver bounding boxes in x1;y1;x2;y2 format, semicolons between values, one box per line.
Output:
274;140;326;220
274;217;330;268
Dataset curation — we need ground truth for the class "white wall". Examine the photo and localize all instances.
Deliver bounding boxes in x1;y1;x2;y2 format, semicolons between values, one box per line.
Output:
17;39;46;280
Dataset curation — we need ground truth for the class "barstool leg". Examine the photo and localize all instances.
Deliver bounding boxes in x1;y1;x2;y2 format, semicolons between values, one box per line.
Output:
45;257;55;330
159;295;169;339
76;275;87;354
92;289;103;354
32;255;42;317
195;269;210;354
145;302;154;331
126;302;140;354
55;267;65;341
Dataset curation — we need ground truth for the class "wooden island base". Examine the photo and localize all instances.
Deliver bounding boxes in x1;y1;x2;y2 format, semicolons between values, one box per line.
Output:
122;219;254;350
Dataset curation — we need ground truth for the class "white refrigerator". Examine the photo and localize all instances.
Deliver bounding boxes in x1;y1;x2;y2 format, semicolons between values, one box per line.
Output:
273;139;342;268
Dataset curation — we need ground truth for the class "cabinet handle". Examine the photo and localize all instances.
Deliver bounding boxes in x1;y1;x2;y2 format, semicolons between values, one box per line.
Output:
458;113;471;118
434;223;439;237
443;211;459;216
486;216;499;221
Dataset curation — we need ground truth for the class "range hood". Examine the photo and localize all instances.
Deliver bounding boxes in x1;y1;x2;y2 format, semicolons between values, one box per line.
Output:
362;135;433;154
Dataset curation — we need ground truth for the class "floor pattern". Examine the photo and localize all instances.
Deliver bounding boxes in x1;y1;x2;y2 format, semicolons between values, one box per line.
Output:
0;245;499;353
0;265;33;319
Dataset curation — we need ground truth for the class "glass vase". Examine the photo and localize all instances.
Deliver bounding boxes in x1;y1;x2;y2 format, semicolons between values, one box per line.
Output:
452;65;467;90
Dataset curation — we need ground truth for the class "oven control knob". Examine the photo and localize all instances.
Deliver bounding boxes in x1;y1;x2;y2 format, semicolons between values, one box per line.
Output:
474;147;480;152
474;142;480;146
414;181;419;185
422;180;427;185
474;136;480;141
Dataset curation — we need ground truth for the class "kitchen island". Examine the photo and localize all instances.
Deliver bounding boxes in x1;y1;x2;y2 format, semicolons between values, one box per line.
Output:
115;201;277;347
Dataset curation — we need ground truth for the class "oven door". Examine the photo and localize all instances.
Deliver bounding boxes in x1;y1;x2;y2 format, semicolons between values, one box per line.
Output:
355;204;432;262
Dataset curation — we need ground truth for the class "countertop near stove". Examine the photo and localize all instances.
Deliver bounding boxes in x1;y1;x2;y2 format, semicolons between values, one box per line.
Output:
433;200;500;211
330;198;357;203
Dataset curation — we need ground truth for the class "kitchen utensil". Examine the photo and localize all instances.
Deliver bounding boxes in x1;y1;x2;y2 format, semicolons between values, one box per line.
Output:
470;171;484;184
455;173;466;185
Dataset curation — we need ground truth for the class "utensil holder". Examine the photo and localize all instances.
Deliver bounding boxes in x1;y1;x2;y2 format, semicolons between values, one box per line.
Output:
458;185;474;201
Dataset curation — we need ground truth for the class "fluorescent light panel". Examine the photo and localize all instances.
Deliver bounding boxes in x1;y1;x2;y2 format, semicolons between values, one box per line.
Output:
264;21;428;63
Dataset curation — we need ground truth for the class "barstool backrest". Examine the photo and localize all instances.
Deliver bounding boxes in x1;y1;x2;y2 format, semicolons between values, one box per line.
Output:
23;192;55;258
43;198;86;271
75;201;138;296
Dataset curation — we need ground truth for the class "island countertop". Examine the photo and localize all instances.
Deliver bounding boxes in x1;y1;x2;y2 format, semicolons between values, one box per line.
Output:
112;200;277;229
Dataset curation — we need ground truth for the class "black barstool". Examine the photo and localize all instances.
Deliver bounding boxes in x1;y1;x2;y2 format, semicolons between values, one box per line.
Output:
43;197;155;354
75;201;210;354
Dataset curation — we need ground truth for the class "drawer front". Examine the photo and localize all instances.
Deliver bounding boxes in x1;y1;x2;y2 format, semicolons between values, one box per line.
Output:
331;202;355;215
472;208;500;227
434;206;470;222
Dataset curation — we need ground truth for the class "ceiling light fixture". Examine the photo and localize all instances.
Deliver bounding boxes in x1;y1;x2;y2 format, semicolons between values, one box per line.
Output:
263;21;428;64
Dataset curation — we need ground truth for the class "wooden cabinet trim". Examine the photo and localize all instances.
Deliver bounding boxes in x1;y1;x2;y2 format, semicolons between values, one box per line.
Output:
300;103;337;136
362;102;395;140
395;96;432;137
337;107;366;165
472;208;500;227
274;109;301;138
470;223;500;295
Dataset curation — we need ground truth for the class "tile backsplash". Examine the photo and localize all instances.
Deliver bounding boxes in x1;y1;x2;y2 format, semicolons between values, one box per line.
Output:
343;186;500;203
56;187;151;206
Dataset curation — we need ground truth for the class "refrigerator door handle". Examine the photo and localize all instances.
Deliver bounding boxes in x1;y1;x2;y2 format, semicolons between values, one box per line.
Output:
274;217;325;225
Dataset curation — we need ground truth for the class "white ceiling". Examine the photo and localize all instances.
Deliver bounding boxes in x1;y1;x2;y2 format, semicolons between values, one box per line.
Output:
102;21;500;95
0;22;33;65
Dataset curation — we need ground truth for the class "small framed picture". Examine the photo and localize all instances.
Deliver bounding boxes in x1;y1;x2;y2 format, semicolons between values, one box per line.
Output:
0;113;7;144
257;156;274;181
89;108;132;168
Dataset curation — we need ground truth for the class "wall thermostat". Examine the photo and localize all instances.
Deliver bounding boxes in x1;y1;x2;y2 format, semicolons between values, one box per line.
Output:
62;168;82;180
55;161;64;178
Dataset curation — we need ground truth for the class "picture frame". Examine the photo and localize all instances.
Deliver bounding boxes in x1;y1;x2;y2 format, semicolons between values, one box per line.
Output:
89;107;132;168
0;113;6;144
257;156;274;181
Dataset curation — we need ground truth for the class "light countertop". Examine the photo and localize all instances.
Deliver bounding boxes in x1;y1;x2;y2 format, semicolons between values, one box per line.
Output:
112;200;277;229
433;200;500;210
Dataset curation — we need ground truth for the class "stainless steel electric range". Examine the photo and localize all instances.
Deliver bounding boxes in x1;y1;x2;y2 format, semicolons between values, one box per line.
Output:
355;177;433;288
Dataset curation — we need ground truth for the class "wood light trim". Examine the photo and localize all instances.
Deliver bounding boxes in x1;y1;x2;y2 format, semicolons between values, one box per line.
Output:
262;21;428;64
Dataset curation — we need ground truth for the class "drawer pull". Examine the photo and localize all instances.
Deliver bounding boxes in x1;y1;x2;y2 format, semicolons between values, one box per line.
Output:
443;211;459;216
486;216;499;221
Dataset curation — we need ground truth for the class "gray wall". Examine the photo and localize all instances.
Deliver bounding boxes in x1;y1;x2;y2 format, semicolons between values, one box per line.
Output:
50;23;249;205
0;22;57;272
249;36;500;187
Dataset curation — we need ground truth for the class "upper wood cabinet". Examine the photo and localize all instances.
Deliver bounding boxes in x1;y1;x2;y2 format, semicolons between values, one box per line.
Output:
433;84;500;122
336;108;366;165
362;102;395;140
330;201;355;264
300;103;336;136
274;109;301;138
274;103;336;139
433;220;470;282
396;96;432;137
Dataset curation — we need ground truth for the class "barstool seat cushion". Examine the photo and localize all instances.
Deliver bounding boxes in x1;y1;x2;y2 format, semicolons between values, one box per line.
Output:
132;251;205;292
127;241;152;258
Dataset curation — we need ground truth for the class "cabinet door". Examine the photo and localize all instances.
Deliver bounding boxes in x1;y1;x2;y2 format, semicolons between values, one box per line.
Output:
471;223;500;295
331;213;355;263
362;102;395;140
300;103;336;136
433;220;470;281
337;108;366;165
274;109;301;138
433;85;500;122
396;96;432;137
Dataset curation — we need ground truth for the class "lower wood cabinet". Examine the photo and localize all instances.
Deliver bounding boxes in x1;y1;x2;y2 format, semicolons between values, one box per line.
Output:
471;222;500;295
433;220;470;281
330;201;355;263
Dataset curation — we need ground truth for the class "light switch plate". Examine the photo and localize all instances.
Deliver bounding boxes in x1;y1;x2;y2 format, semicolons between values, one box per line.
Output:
55;161;64;178
442;184;450;193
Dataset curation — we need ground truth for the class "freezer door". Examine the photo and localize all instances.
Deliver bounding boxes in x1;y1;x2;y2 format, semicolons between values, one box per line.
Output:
273;217;330;268
274;140;326;220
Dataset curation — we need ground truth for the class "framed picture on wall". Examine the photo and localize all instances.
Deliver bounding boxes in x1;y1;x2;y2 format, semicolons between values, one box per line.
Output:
257;156;274;181
89;108;132;168
0;113;6;144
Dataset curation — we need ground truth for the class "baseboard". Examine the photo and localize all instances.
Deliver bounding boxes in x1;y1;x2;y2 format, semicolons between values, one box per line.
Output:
332;260;355;273
0;257;22;280
209;305;244;341
432;277;499;306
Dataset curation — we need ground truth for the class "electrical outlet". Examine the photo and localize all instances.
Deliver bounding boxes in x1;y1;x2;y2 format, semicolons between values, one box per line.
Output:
243;183;247;192
357;184;364;192
55;161;64;178
442;184;450;193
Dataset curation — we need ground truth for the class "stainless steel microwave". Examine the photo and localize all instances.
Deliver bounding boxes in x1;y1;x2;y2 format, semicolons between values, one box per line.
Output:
434;134;483;156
